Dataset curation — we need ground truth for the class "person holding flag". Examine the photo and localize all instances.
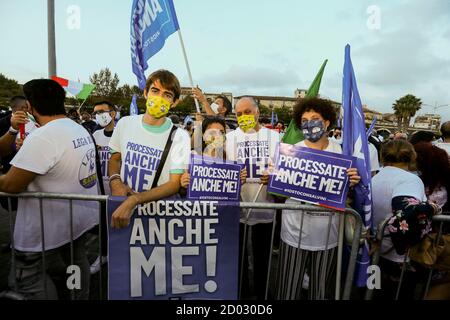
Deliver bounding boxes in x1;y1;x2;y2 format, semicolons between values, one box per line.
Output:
277;97;361;300
192;87;233;118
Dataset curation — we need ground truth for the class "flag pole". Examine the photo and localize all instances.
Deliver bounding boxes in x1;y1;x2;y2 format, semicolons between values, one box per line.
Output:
78;98;88;112
177;30;200;114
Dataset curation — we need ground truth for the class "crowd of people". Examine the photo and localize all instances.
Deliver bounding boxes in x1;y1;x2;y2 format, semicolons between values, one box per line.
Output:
0;69;449;300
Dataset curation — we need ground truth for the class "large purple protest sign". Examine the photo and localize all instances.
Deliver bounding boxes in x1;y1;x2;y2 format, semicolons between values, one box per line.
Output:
187;154;242;201
107;197;240;300
268;143;356;211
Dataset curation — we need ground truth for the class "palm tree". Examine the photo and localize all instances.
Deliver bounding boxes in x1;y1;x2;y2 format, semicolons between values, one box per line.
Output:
392;94;422;132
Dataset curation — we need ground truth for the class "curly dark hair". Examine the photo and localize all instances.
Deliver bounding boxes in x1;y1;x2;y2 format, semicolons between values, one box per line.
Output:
293;97;337;129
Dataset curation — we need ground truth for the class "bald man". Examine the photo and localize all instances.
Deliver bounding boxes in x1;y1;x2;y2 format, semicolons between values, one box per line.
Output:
225;97;280;299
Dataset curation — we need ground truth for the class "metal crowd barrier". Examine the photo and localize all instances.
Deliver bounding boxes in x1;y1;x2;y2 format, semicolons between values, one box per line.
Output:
0;192;363;300
365;213;450;300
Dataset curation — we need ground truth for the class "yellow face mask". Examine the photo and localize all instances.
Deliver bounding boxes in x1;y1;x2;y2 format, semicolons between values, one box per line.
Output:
146;95;171;119
237;114;257;132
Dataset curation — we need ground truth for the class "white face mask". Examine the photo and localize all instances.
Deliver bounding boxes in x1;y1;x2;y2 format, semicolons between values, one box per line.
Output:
95;112;112;128
210;102;220;115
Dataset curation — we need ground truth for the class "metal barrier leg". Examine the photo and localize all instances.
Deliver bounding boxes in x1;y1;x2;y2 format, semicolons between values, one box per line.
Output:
39;198;48;300
7;197;18;293
395;249;410;300
264;218;277;300
422;222;443;299
336;214;344;300
342;209;362;300
99;200;103;300
69;200;75;301
318;214;333;300
238;220;249;300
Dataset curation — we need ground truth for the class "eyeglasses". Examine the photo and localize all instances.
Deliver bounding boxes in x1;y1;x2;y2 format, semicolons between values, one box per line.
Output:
92;110;110;116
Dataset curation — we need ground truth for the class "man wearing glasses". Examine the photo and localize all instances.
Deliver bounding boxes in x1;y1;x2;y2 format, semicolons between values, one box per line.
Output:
92;101;117;196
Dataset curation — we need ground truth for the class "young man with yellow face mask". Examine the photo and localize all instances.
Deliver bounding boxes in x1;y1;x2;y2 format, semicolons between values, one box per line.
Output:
108;69;191;229
225;97;280;299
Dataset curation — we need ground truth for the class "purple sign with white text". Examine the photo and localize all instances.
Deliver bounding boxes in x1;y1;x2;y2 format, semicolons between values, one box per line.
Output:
187;155;242;202
268;143;356;211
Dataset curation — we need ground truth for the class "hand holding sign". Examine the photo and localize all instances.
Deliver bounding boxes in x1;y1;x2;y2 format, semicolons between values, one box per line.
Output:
240;167;247;185
180;171;190;189
111;195;139;229
347;168;361;187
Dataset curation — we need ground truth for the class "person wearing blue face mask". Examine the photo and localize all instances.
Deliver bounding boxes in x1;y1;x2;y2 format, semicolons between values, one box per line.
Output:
277;98;361;300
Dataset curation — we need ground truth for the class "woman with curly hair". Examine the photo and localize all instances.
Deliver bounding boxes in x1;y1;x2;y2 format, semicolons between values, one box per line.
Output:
276;98;361;300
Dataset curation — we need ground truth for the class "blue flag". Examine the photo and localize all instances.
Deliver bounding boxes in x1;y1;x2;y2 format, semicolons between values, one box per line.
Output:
131;0;180;90
271;111;278;126
366;116;377;138
130;94;139;116
342;44;373;287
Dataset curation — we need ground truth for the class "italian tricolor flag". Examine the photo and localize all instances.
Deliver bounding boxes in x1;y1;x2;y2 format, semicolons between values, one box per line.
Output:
51;76;96;100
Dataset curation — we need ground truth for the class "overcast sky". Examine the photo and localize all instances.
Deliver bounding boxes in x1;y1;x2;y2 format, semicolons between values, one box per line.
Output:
1;0;449;120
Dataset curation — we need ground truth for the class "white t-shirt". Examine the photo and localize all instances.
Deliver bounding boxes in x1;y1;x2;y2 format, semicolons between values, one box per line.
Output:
226;127;280;224
369;142;380;173
93;129;112;195
372;166;427;263
10;118;100;252
109;116;190;193
281;139;342;251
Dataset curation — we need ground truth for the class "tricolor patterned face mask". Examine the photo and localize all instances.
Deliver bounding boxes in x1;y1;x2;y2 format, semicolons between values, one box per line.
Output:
237;114;257;132
146;95;171;119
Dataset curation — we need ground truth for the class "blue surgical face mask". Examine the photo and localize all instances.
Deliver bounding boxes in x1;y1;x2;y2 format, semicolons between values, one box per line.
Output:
301;120;326;142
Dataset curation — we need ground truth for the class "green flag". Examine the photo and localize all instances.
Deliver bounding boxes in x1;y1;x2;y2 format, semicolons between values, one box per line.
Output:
76;83;96;100
282;59;328;144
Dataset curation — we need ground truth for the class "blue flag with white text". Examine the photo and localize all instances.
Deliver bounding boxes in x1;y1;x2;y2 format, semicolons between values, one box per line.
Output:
130;94;139;116
342;44;373;287
131;0;180;90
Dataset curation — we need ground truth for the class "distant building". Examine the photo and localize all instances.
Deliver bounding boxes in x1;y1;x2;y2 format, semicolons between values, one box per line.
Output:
413;114;441;130
234;91;340;113
233;95;298;110
380;113;398;125
363;105;384;123
294;89;309;98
